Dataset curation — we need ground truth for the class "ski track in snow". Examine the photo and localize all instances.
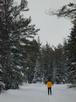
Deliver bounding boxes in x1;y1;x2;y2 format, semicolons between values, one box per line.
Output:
0;83;76;102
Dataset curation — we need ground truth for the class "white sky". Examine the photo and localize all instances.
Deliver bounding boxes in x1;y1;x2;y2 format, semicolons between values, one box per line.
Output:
17;0;76;46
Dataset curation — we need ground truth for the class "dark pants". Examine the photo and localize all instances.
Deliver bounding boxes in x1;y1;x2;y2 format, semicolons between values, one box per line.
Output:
48;87;52;95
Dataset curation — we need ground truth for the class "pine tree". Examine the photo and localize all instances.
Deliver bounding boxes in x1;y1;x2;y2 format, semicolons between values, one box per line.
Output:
65;24;76;85
54;44;65;83
52;3;76;85
0;0;40;89
40;43;54;81
26;39;40;83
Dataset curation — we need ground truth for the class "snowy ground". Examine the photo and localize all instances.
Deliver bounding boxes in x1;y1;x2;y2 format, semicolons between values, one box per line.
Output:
0;83;76;102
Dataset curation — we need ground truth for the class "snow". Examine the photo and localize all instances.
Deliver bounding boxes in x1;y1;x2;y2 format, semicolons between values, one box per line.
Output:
0;83;76;102
20;41;26;46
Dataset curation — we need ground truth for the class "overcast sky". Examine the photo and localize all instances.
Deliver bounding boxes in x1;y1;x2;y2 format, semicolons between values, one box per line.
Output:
17;0;76;46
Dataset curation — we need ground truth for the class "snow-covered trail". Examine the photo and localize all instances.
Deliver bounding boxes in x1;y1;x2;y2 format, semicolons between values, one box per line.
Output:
0;83;76;102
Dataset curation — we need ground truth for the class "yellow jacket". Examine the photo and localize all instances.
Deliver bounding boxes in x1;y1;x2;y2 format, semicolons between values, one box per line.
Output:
47;81;53;88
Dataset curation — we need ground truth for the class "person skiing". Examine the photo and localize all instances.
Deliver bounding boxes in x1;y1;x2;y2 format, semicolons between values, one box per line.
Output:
47;79;53;95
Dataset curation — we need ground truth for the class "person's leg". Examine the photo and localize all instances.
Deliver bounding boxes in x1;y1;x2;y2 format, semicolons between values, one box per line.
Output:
50;88;52;95
48;88;49;95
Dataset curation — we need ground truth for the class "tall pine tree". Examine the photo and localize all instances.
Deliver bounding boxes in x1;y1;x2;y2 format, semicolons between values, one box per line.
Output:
0;0;39;89
52;3;76;85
